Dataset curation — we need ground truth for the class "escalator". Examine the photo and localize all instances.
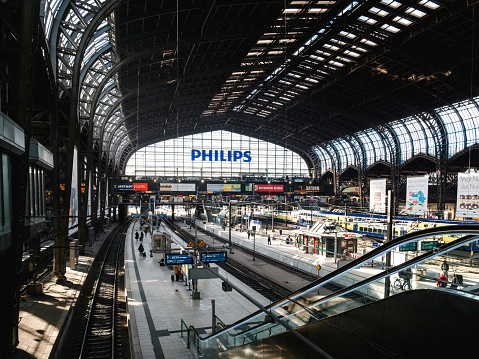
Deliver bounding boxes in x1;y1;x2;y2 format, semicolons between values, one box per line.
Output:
181;225;479;358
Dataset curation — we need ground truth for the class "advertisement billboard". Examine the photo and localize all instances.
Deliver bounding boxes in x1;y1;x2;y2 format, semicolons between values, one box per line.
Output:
207;183;241;192
254;184;284;192
406;176;428;215
133;183;148;191
369;179;386;213
69;147;78;235
456;172;479;218
160;183;195;192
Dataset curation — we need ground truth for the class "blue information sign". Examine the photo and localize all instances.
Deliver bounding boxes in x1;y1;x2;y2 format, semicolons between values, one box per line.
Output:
200;252;227;263
158;214;167;218
165;254;194;265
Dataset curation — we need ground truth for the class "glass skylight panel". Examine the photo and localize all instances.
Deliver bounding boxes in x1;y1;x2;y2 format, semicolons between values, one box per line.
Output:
369;7;389;17
339;31;357;39
329;60;345;67
358;15;378;25
360;38;378;47
323;43;340;52
336;56;352;63
392;16;412;26
343;50;360;58
283;8;301;14
381;0;402;9
454;100;479;147
405;7;426;18
308;8;328;13
351;45;368;53
330;38;347;46
305;77;319;83
310;54;326;61
418;0;439;10
296;83;309;90
381;24;401;33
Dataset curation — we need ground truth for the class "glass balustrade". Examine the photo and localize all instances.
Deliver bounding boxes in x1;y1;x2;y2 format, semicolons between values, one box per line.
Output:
182;225;479;357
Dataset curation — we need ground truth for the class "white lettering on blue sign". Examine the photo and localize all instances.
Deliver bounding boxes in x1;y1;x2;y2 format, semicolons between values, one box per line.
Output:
191;149;251;162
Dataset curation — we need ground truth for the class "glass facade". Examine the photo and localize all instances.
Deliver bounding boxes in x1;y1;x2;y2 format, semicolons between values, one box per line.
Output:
314;97;479;174
125;131;309;178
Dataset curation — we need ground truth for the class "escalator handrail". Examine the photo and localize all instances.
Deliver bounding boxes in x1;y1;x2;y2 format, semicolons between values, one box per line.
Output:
196;224;479;342
209;233;479;340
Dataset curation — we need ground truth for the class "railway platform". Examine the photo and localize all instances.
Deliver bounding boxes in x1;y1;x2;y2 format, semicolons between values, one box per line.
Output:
125;220;273;359
11;229;114;359
192;220;479;296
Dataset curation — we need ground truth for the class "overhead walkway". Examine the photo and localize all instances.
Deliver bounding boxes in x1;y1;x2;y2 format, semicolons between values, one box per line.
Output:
181;225;479;358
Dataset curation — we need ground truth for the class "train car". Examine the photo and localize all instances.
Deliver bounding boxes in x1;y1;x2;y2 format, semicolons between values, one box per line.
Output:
323;212;479;251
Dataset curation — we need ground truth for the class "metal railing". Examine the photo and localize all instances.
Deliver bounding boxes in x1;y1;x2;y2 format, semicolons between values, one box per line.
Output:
180;225;479;357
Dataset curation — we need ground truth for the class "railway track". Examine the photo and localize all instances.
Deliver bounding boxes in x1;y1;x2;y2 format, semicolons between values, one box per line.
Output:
164;219;288;301
169;219;375;305
56;220;131;359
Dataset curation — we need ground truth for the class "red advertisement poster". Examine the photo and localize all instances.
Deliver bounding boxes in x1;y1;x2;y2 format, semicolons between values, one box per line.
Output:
133;183;148;191
254;184;284;192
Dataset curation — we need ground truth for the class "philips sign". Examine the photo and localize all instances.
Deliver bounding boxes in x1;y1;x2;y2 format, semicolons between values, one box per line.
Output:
191;149;251;162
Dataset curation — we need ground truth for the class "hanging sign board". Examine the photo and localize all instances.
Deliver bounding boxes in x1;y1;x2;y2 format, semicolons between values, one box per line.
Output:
421;241;439;251
399;243;418;252
165;254;194;265
456;172;479;218
200;252;227;263
369;179;386;213
406;176;428;215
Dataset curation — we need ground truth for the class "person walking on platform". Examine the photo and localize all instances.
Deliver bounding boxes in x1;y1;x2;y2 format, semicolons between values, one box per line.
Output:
140;232;144;242
247;230;250;239
267;234;271;245
138;243;144;255
174;265;182;281
135;231;139;241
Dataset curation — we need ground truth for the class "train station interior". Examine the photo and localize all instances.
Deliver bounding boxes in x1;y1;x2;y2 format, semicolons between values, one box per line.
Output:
1;0;479;358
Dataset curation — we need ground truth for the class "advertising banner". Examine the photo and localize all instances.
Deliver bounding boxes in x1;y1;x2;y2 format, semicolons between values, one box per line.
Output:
160;183;196;192
369;179;386;213
456;172;479;218
117;183;134;191
406;176;428;215
69;147;78;235
133;183;148;191
254;184;284;192
207;183;241;192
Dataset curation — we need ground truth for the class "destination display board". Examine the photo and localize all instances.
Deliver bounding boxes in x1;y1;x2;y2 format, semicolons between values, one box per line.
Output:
399;242;418;252
165;254;194;265
200;252;227;263
421;241;439;251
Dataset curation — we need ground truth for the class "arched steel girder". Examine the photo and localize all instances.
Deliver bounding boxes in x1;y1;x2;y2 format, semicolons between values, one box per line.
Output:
375;123;399;166
365;160;392;177
49;0;121;90
79;30;114;86
400;153;437;173
447;143;479;169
